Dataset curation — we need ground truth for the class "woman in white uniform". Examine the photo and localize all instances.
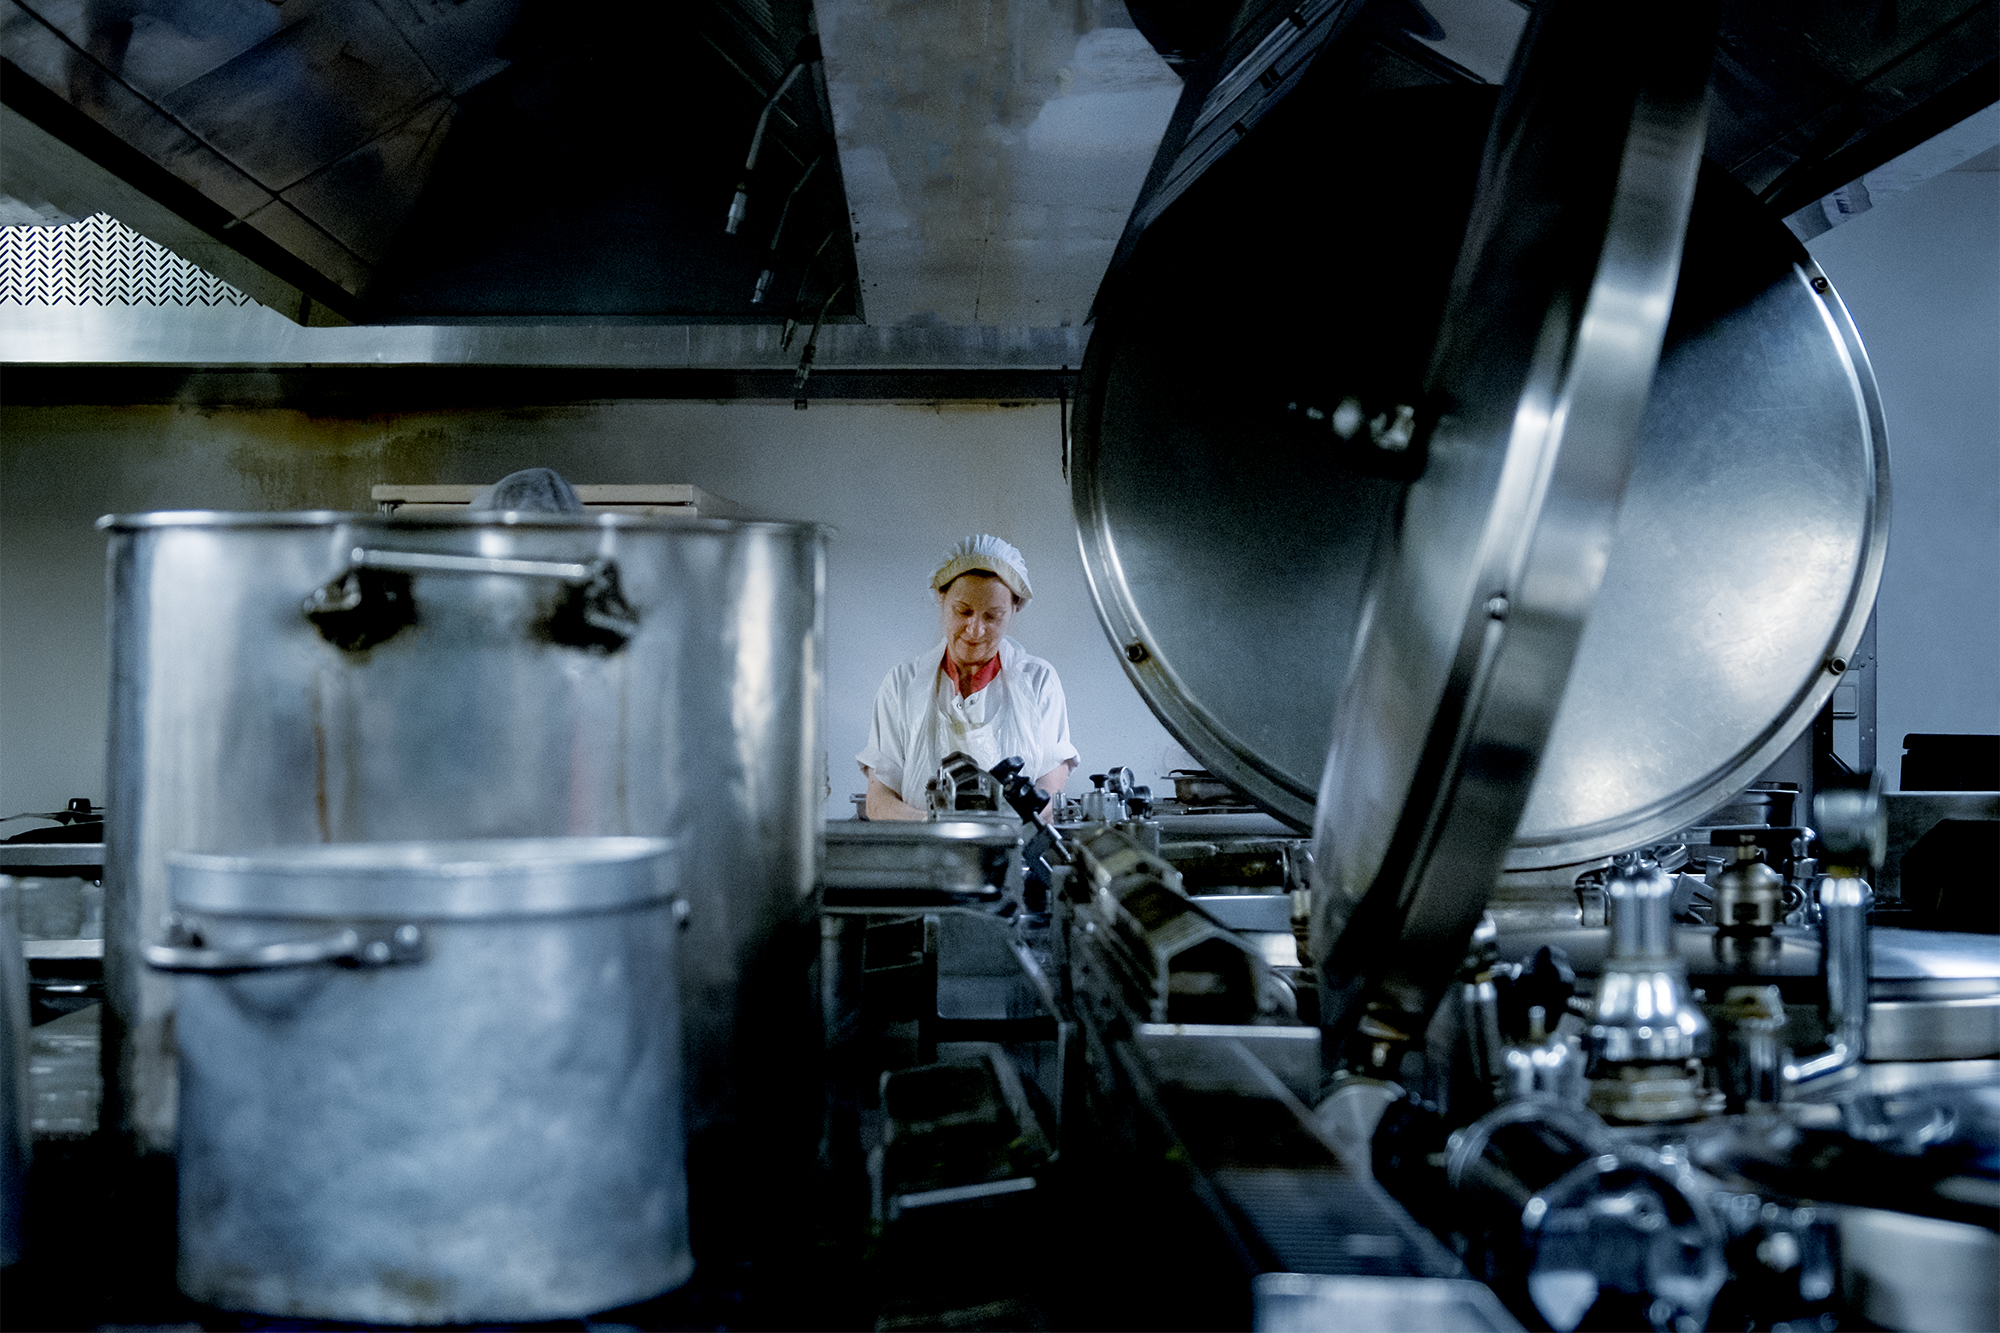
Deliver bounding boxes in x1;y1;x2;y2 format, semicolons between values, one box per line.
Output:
857;535;1080;820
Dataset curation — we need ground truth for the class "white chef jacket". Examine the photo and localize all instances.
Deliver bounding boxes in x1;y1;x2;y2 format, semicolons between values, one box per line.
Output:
857;636;1079;802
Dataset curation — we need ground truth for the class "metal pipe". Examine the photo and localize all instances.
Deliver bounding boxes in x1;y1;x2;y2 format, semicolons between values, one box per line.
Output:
1784;784;1884;1086
782;229;840;350
1784;874;1872;1083
755;153;826;304
793;277;849;409
727;62;808;234
1463;976;1503;1090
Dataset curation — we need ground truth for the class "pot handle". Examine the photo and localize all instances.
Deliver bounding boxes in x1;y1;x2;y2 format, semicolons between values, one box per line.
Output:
347;549;600;581
144;916;425;973
304;547;639;653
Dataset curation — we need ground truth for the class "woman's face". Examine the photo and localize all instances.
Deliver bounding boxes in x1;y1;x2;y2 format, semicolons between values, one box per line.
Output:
939;574;1016;668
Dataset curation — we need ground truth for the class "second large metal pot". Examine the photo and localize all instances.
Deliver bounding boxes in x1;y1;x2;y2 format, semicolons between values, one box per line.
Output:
101;512;825;1187
156;838;687;1324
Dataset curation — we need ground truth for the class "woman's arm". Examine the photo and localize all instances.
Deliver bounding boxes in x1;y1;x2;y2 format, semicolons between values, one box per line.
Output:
1036;759;1077;818
865;772;926;821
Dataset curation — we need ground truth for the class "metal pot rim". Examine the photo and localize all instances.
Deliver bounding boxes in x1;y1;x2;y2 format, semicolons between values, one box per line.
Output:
824;821;1024;847
166;837;676;919
96;510;828;537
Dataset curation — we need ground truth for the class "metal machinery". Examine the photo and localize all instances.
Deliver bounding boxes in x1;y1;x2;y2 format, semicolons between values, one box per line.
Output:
820;3;1999;1330
2;0;1994;1327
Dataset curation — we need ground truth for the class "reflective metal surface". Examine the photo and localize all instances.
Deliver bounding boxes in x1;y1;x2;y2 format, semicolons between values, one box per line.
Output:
0;878;26;1267
1491;925;2000;994
167;839;690;1323
0;844;103;871
1787;874;1873;1084
1072;74;1491;824
1879;792;2000;906
815;1;1179;328
1868;996;2000;1062
166;837;675;917
101;512;824;1164
1311;0;1714;1044
1586;863;1710;1066
1252;1273;1524;1332
1069;823;1280;1025
1833;1206;2000;1333
1488;920;2000;1063
1871;929;2000;985
1072;77;1887;871
1523;1148;1728;1333
1507;273;1889;867
1;0;517;301
821;821;1023;902
0;307;1086;367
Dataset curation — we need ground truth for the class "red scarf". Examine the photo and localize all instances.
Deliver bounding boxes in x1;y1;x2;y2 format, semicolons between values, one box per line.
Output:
942;651;1002;698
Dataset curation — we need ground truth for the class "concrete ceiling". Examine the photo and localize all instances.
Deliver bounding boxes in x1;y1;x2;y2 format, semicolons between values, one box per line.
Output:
817;0;1179;328
1;0;1994;332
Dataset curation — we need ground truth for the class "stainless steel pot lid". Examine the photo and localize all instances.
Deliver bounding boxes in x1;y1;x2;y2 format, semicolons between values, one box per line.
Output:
1310;1;1715;1042
167;837;677;918
1072;19;1885;872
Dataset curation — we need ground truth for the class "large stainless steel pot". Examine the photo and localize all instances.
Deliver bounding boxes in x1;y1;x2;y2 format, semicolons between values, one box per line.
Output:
100;512;825;1176
155;838;687;1323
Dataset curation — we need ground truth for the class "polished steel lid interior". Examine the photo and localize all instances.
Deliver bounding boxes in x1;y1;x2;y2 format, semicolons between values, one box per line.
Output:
1072;26;1885;869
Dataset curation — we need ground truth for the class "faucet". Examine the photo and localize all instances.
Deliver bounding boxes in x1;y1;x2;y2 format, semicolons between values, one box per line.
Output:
1782;783;1885;1086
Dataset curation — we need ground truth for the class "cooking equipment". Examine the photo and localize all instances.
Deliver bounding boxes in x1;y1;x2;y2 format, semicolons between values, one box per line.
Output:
822;821;1023;909
100;511;824;1169
1168;770;1251;810
1307;0;1715;1048
157;837;687;1324
1071;43;1886;871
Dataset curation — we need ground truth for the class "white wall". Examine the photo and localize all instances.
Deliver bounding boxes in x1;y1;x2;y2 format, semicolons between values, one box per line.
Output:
4;167;1992;820
1807;168;2000;788
0;399;1178;820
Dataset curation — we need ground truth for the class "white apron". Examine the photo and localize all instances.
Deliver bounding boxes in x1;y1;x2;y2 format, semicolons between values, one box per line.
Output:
903;652;1044;791
858;637;1076;802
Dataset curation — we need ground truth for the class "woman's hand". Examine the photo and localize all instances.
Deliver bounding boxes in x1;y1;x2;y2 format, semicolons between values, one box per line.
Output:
865;773;926;821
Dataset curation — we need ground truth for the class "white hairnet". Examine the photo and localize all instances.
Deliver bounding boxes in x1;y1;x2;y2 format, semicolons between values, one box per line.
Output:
931;534;1032;602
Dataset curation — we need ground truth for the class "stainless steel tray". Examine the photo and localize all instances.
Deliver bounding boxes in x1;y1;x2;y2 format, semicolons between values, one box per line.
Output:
821;820;1023;905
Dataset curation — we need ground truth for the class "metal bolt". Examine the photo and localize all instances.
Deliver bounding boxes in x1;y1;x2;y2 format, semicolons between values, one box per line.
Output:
1486;595;1509;620
395;924;420;946
1331;397;1365;440
1125;639;1149;663
672;898;692;929
1827;657;1846;675
364;939;391;964
1810;276;1830;294
1756;1229;1802;1271
1371;403;1416;452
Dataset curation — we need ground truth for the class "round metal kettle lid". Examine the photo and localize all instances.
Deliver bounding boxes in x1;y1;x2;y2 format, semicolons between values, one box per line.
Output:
1070;15;1885;872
